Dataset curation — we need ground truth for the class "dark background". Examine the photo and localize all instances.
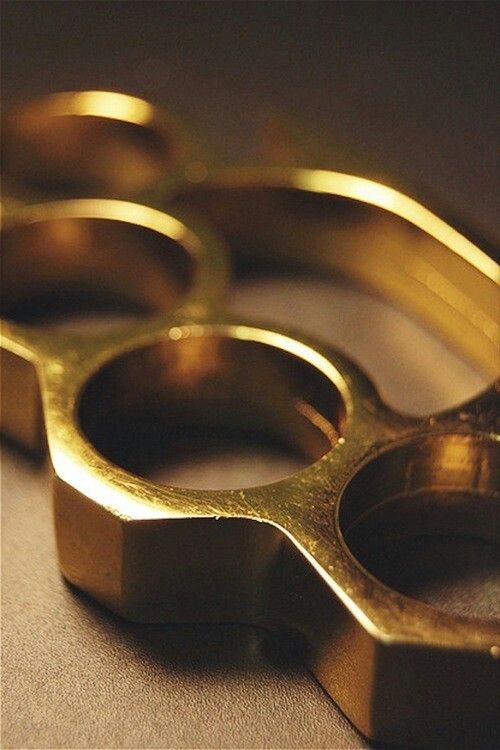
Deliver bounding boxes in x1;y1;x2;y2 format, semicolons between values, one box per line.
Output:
2;2;499;749
2;1;499;241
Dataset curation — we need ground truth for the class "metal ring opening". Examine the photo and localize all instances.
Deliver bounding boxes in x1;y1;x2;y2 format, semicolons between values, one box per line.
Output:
78;332;346;489
2;91;188;197
338;432;500;620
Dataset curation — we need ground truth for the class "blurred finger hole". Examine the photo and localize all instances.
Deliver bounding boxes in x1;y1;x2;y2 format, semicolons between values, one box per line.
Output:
1;202;197;333
3;92;182;196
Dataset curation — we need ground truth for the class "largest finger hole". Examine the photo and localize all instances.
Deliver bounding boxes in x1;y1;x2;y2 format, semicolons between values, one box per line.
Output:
177;182;494;415
338;433;499;621
1;202;198;333
78;333;346;489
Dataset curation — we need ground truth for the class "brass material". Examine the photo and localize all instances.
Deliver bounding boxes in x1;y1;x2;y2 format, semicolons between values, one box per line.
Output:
174;167;499;378
1;110;499;748
2;91;192;198
0;197;229;450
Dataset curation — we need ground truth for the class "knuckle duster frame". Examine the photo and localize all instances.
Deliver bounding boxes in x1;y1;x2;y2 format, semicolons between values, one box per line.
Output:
1;91;499;748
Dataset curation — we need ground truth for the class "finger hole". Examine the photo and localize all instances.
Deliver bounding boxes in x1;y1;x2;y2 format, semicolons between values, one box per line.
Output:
78;332;346;489
3;91;184;196
338;433;499;621
176;175;498;412
1;201;198;333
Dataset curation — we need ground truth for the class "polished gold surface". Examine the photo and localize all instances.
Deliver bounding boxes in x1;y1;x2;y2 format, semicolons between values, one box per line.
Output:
1;91;192;198
1;94;499;748
174;167;499;378
0;196;228;450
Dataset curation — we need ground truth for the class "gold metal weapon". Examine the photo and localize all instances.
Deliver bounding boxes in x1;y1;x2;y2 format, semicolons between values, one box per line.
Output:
1;91;498;748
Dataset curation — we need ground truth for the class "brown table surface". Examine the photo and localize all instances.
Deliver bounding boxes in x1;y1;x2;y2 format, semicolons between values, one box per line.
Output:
1;3;498;749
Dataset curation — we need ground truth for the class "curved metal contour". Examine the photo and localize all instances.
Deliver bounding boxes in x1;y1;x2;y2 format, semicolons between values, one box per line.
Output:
1;90;195;199
1;124;499;749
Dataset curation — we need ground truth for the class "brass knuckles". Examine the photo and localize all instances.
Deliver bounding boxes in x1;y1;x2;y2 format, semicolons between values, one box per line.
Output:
9;326;500;750
0;197;229;450
1;154;499;747
1;90;196;199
